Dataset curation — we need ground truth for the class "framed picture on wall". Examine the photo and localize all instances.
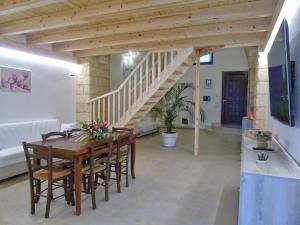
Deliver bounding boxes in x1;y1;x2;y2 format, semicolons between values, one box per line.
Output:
204;79;213;89
0;66;31;93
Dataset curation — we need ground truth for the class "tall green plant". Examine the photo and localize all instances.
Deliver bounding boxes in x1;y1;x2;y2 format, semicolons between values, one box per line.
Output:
151;83;206;133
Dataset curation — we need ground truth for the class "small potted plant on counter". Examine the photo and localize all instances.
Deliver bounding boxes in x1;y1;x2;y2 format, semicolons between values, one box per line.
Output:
256;153;269;164
255;130;272;148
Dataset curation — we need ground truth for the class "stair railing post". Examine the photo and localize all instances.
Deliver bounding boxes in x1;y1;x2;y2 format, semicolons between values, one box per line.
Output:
123;86;126;119
112;93;115;125
158;52;161;81
146;56;149;92
134;72;137;106
97;99;100;120
102;97;106;122
90;102;93;122
128;77;131;111
152;52;155;86
118;91;121;126
139;65;143;101
164;51;167;73
107;95;110;125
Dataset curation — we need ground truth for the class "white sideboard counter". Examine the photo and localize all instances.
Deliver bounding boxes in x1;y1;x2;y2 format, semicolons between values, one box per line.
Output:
238;136;300;225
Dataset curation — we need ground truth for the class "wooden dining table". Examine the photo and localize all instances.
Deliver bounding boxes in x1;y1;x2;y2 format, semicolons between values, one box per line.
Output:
28;132;137;216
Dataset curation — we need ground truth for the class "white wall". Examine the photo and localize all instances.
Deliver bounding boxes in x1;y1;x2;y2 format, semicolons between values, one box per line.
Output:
175;47;249;127
0;55;76;124
267;3;300;164
110;52;146;90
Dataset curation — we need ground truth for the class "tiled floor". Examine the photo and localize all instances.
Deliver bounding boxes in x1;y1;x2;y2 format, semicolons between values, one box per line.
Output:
0;129;241;225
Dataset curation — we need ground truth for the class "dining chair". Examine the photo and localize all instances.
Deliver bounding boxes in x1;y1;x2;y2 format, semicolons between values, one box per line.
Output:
41;132;73;169
22;142;74;218
66;128;82;137
110;127;133;193
81;137;113;209
41;131;66;141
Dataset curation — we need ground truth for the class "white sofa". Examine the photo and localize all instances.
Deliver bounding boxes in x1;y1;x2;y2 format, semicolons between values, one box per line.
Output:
0;119;60;180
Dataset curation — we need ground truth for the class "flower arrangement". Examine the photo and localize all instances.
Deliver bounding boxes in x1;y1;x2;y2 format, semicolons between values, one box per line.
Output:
79;118;109;142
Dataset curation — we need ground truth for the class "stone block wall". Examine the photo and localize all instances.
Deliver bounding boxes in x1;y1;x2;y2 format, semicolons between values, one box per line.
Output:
75;56;110;123
253;53;269;129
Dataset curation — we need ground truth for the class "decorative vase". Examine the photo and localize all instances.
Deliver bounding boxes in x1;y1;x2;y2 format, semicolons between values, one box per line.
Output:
162;132;178;148
256;136;271;148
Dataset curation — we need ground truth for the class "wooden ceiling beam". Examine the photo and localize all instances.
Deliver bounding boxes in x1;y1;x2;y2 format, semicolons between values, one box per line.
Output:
0;0;64;16
73;32;266;57
27;0;276;45
0;0;199;35
53;17;271;52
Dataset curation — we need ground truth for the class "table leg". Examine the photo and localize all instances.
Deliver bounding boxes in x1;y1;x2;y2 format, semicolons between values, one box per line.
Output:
131;137;136;179
74;156;82;216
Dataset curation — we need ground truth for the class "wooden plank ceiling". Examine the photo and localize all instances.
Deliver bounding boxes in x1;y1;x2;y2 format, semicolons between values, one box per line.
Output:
0;0;280;60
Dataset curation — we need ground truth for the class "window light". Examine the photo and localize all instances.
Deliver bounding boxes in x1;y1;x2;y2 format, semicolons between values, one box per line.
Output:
0;47;81;73
264;0;300;55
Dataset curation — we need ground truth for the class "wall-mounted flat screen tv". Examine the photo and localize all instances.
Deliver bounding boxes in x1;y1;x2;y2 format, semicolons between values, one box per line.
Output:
268;19;294;127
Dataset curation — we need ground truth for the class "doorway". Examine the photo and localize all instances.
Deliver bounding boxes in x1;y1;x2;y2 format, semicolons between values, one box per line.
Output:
221;71;248;127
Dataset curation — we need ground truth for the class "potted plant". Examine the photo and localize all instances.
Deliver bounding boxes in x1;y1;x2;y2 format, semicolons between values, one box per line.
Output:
151;83;205;148
256;153;269;164
255;130;272;148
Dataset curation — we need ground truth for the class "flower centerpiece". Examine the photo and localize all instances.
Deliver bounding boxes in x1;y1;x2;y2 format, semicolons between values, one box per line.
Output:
79;118;109;142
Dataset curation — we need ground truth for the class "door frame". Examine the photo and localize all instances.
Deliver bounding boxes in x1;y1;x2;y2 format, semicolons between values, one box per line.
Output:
221;71;248;126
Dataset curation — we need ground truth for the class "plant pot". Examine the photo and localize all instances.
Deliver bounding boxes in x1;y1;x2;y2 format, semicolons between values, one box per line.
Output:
162;132;178;148
256;159;268;164
256;136;271;148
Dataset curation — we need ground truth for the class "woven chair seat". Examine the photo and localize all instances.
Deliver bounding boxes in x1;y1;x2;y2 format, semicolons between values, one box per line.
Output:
82;163;106;175
33;168;71;181
110;155;127;163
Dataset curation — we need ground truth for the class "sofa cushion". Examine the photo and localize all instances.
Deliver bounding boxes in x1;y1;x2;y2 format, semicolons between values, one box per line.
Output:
0;146;25;168
0;119;59;149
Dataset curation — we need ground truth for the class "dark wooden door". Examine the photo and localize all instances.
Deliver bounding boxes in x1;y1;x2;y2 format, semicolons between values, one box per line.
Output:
221;71;248;126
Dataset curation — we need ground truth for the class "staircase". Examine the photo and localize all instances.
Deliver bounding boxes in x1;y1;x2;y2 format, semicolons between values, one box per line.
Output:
88;48;194;128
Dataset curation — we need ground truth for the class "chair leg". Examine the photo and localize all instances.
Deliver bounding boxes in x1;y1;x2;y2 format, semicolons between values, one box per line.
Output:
125;159;129;188
82;176;87;193
35;180;41;203
45;181;52;218
90;174;96;209
63;178;70;204
29;179;35;215
116;163;121;193
87;176;91;194
105;167;110;202
95;173;99;186
69;175;75;206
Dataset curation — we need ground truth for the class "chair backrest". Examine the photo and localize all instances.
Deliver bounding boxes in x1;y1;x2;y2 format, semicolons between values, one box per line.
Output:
89;137;113;174
22;142;53;181
66;128;82;137
42;132;66;141
113;128;134;159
